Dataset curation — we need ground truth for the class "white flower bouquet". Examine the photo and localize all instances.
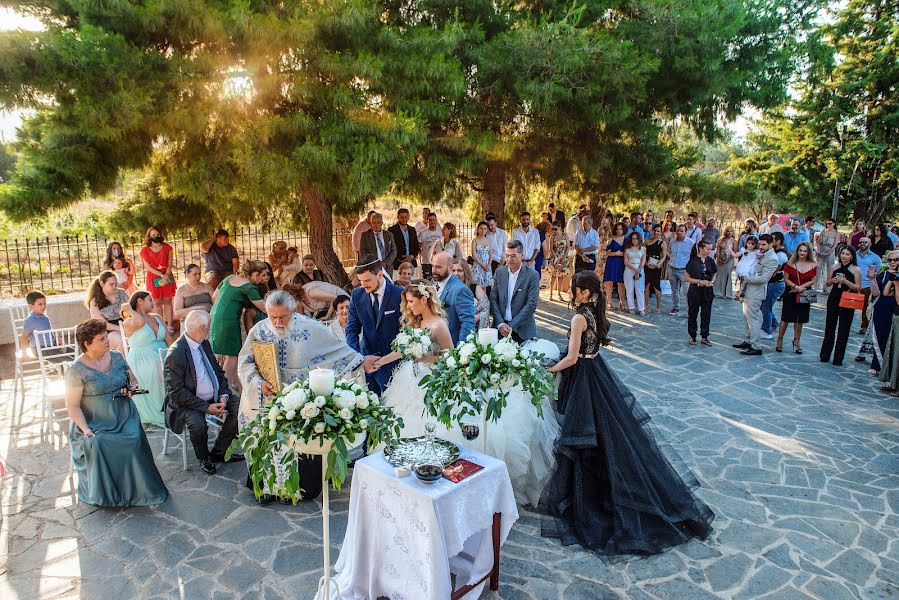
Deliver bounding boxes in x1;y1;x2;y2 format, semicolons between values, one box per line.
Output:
391;327;433;360
419;333;554;429
228;377;402;501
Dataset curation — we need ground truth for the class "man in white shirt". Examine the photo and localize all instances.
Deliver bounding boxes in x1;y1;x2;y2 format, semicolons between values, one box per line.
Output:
759;213;784;235
566;205;588;246
513;212;541;273
417;212;443;279
414;207;439;234
485;214;509;273
684;213;703;244
352;211;375;260
489;240;541;342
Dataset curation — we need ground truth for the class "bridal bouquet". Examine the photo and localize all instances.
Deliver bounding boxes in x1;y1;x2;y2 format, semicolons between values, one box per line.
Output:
420;334;554;429
228;377;402;501
392;327;433;360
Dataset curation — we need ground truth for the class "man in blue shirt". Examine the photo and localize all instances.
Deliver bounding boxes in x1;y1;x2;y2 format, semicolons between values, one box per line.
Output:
575;216;600;273
783;219;810;255
667;225;695;314
627;212;650;240
856;237;883;335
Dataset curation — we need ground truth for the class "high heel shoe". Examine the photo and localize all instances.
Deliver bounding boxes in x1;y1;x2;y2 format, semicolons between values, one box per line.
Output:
793;338;802;354
775;336;783;352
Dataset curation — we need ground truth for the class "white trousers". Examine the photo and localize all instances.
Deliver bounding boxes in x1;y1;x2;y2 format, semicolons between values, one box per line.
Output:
623;268;645;311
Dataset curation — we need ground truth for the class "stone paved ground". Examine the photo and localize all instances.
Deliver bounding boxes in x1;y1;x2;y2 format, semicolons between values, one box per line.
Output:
2;291;899;599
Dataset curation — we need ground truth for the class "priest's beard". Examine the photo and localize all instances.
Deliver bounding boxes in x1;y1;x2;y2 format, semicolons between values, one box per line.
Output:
272;325;290;340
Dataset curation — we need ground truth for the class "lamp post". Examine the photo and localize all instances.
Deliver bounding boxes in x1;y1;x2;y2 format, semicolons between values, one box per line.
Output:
831;124;847;221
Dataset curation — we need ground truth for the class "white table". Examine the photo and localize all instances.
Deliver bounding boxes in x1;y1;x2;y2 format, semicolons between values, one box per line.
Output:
319;448;519;600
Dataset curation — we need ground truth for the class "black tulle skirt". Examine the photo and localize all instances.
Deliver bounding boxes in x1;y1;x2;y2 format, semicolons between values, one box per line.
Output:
539;355;714;556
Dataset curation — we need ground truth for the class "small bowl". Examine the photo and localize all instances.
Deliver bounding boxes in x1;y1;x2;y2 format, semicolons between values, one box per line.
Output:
413;463;443;485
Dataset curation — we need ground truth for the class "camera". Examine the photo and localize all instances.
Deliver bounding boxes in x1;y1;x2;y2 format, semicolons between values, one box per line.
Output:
888;271;899;282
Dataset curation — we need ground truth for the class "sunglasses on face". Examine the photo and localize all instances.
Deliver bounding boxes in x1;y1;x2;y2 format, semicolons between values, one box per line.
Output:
889;258;899;262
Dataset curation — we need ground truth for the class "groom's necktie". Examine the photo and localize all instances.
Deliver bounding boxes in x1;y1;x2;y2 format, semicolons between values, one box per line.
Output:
371;291;380;315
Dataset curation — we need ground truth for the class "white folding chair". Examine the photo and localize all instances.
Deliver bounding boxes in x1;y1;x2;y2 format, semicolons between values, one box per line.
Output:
157;347;224;471
34;326;79;447
9;304;43;416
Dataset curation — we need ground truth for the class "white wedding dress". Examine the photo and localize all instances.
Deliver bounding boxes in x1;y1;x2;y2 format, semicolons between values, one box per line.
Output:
381;333;561;506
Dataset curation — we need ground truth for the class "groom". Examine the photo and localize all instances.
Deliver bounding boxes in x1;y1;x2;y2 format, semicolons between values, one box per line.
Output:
346;255;403;395
490;240;540;343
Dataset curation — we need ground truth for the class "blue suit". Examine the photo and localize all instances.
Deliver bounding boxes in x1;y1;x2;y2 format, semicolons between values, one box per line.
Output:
346;282;403;395
438;275;476;346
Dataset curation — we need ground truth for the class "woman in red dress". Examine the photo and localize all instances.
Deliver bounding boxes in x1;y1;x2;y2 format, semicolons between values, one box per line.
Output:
139;227;177;333
777;242;817;353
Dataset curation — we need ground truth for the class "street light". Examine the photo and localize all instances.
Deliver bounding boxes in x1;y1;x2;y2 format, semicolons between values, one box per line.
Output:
831;123;847;221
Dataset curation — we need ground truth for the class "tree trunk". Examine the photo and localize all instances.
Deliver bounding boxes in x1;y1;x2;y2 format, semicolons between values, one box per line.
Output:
479;162;506;229
304;187;351;289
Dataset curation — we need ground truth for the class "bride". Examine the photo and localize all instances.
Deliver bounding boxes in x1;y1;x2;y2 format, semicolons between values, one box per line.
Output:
378;280;559;506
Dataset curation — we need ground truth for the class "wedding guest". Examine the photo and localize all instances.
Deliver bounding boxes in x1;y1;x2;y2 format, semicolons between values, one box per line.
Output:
685;241;717;346
395;261;414;288
867;251;898;374
878;275;899;395
577;216;602;276
86;271;129;354
856;237;884;335
486;214;509;273
667;225;695;315
209;260;268;392
490;240;540;343
815;218;839;292
684;213;702;244
597;214;612;280
544;221;570;302
470;221;494;296
174;264;215;322
299;280;353;320
734;235;760;299
200;229;239;290
627;212;644;238
759;213;783;235
276;246;303;286
418;212;443;279
326;295;351;342
65;319;168;506
783;219;810;256
388;208;420;271
702;218;721;246
415;207;438;233
19;290;51;357
623;231;646;316
430;222;464;262
777;242;817;353
103;241;137;294
352;210;375;260
452;258;490;328
661;216;677;244
293;254;326;285
122;291;170;427
547;202;565;228
663;209;676;229
733;234;779;356
513;212;542;273
738;219;758;250
713;227;737;299
820;246;863;366
432;251;476;345
641;224;667;313
849;219;866;249
164;310;243;475
760;233;788;341
140;227;177;333
871;223;894;257
566;205;588;246
360;212;398;277
268;240;290;282
801;215;817;237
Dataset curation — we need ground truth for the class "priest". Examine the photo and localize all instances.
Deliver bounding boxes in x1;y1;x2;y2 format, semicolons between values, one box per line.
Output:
237;290;365;501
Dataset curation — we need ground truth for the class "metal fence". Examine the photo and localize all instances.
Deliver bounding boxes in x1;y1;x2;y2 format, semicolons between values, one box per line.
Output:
0;223;480;298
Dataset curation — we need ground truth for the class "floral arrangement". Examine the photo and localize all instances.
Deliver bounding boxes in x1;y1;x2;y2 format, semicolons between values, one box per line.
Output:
228;376;402;501
419;333;554;429
391;327;433;360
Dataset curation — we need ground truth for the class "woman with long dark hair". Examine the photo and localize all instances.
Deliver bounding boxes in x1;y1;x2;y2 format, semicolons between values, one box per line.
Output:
540;270;714;556
871;223;894;258
121;291;170;426
139;227;177;333
820;246;863;366
86;271;129;354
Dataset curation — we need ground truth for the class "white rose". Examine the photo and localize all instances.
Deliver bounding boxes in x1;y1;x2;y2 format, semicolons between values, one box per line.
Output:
269;406;280;420
314;395;326;408
269;418;277;431
300;403;319;420
355;395;370;410
481;354;492;364
512;359;521;368
409;342;424;358
446;356;457;369
530;367;536;375
333;389;356;410
490;373;500;383
285;410;296;420
460;355;470;366
495;341;518;361
521;349;531;359
359;418;369;430
368;391;378;402
459;343;477;359
339;407;353;420
313;422;326;434
396;333;411;346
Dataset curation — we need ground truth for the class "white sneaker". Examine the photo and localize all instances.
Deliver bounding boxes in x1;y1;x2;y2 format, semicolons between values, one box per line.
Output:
760;332;774;340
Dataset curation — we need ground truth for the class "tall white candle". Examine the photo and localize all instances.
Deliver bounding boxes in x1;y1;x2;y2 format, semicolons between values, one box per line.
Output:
478;328;499;347
309;368;335;397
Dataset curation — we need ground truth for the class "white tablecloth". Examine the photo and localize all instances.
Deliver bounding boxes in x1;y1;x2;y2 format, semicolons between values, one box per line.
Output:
319;448;519;600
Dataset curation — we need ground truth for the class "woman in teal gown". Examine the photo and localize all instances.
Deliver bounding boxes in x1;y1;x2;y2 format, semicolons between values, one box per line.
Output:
65;319;168;507
123;291;170;427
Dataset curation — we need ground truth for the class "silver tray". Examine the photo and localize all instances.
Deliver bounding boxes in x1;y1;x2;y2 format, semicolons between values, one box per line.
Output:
384;436;460;468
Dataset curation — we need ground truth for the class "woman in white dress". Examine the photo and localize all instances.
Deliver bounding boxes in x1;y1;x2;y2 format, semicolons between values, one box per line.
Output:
379;280;559;506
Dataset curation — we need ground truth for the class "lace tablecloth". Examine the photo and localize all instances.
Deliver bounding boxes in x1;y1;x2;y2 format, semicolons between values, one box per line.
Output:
320;448;518;600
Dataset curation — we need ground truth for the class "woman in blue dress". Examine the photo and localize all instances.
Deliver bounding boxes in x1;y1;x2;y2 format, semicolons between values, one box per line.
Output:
65;319;168;507
603;222;627;310
123;291;170;427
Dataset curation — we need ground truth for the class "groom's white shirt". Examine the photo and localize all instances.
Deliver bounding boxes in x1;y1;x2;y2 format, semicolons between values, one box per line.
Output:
505;266;521;321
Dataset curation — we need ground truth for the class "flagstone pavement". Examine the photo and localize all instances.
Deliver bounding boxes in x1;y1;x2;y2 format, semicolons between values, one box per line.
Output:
2;292;898;599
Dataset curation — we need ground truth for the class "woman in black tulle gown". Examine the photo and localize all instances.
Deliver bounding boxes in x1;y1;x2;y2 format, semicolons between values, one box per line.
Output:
539;270;714;556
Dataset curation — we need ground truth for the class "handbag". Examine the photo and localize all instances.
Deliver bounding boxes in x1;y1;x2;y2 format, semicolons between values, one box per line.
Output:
796;289;817;304
838;291;865;310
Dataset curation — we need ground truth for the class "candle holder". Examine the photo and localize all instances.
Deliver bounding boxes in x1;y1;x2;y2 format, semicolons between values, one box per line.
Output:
477;327;499;347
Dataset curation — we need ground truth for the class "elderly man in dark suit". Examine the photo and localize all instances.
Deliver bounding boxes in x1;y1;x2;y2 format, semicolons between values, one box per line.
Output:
388;207;420;272
490;240;541;343
164;309;243;475
360;212;398;277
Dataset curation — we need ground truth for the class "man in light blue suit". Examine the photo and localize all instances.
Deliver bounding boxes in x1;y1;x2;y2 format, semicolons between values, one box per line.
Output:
431;251;476;346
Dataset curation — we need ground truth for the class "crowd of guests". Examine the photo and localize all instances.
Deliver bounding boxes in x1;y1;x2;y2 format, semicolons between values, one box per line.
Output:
13;207;896;508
